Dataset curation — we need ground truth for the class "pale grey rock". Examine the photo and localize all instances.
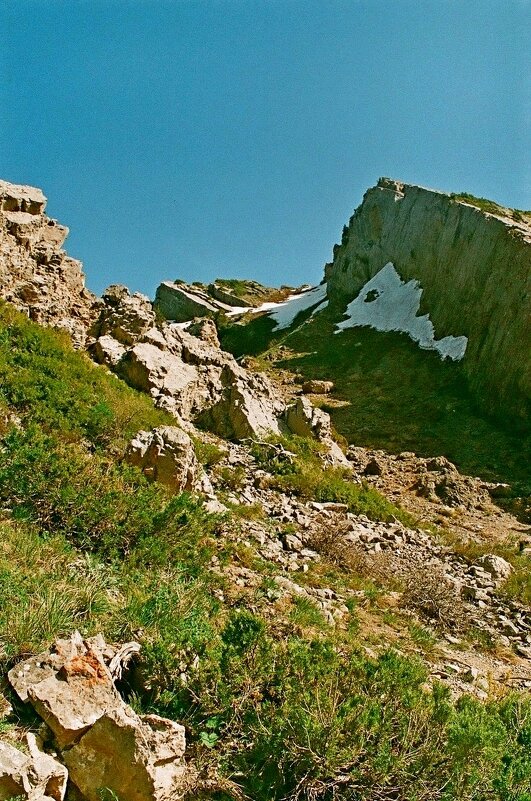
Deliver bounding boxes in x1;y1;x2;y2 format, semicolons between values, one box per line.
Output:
89;334;126;367
155;281;220;322
0;734;67;801
302;379;334;394
94;285;156;345
477;554;513;583
125;425;198;492
63;705;187;801
0;179;96;347
285;396;348;466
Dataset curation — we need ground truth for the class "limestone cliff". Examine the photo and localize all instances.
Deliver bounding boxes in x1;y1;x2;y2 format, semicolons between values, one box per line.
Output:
325;178;531;425
0;179;96;346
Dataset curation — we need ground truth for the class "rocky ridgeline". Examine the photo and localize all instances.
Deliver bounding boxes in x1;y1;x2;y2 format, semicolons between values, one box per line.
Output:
326;177;531;424
0;180;96;347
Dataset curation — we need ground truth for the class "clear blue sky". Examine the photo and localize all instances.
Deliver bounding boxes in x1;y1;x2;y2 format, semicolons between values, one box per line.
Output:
1;1;529;296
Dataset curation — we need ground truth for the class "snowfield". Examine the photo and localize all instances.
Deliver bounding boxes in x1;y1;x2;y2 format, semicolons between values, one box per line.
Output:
335;263;468;361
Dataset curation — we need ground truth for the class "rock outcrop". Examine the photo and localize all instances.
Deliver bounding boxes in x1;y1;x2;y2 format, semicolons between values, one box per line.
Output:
6;633;189;801
285;396;348;466
325;178;531;424
0;180;96;346
125;426;198;491
91;285;283;440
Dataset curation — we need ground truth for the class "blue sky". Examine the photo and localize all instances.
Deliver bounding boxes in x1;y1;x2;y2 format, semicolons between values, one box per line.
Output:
1;1;529;296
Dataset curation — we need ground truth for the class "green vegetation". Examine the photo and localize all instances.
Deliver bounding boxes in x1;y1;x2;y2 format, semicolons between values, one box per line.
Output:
250;434;413;525
450;192;531;222
0;303;530;799
220;308;531;491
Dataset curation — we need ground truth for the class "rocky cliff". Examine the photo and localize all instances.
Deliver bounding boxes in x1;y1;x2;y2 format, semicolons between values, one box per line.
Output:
325;178;531;425
0;180;96;346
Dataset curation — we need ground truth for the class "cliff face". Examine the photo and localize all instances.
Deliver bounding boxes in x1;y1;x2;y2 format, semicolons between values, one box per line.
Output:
325;178;531;425
0;180;96;346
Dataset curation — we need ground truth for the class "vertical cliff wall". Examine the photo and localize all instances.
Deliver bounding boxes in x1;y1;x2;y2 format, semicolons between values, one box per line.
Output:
325;178;531;425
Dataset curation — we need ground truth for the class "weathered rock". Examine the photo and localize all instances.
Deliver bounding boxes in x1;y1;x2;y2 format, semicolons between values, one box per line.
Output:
187;317;220;348
125;426;198;491
477;554;513;583
285;396;347;465
0;734;67;801
207;282;252;307
9;633;122;748
302;380;334;394
89;334;126;367
118;343;201;410
63;706;187;801
93;285;156;345
154;281;221;322
0;179;96;347
198;366;282;440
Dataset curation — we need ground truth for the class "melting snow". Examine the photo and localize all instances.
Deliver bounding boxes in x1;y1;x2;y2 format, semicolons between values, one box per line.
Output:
335;263;467;361
248;284;329;330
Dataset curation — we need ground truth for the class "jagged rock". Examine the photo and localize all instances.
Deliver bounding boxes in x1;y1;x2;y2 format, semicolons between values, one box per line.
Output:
89;334;126;367
198;368;281;440
93;285;156;345
207;282;252;307
125;426;198;491
0;179;96;347
8;633;123;748
118;343;200;409
187;317;220;347
285;396;348;465
477;554;513;583
0;734;67;801
63;706;187;801
302;380;334;394
155;281;221;322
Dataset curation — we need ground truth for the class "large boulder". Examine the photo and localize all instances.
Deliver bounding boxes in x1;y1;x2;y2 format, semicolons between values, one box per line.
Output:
285;396;348;466
63;706;187;801
125;426;198;491
198;367;282;440
155;281;220;322
8;633;123;748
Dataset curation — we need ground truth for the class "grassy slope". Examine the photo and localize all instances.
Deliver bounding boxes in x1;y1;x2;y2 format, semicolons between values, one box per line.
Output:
220;308;530;490
0;303;530;800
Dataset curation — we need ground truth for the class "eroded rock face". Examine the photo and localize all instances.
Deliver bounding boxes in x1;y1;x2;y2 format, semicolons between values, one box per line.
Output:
92;293;285;440
326;177;531;424
0;180;96;346
92;284;156;345
285;396;348;466
125;426;198;491
155;281;221;322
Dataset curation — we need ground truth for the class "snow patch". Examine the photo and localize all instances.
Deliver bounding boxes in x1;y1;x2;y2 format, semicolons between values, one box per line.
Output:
335;263;467;361
249;284;329;331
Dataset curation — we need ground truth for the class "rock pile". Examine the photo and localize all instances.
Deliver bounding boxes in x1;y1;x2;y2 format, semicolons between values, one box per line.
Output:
2;632;191;801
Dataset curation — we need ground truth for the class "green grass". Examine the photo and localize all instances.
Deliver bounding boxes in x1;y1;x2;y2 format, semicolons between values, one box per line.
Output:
0;303;530;799
250;434;414;525
450;192;531;222
221;309;531;492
